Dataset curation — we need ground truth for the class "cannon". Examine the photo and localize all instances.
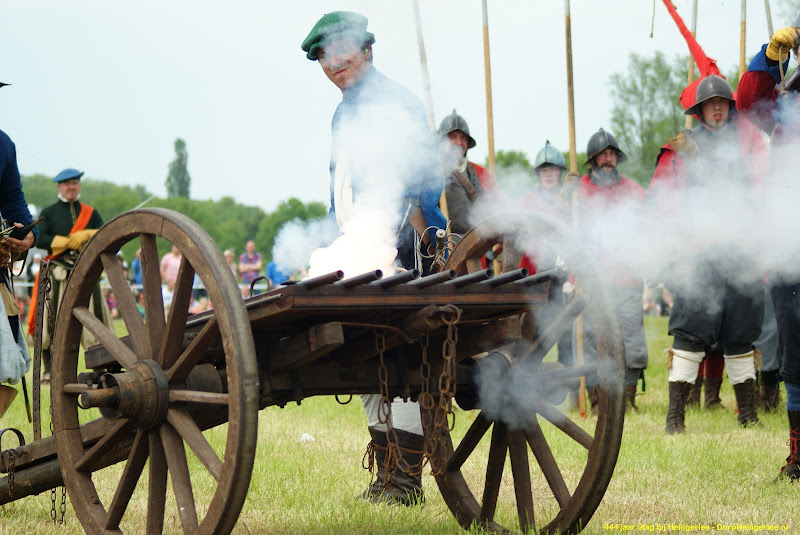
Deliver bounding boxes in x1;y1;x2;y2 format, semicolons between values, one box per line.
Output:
0;208;625;534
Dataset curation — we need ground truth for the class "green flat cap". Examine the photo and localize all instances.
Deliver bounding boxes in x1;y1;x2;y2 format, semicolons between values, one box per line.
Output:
302;11;375;61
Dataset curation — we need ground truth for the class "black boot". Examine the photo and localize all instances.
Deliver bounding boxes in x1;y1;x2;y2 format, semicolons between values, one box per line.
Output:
686;376;702;408
665;381;691;434
625;385;639;413
362;428;425;506
588;386;600;415
777;411;800;482
760;370;781;412
733;379;759;427
704;377;724;409
361;427;388;500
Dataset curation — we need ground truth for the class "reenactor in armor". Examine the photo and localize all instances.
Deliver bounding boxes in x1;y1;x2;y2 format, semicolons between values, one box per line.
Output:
651;75;766;433
437;110;494;237
577;129;649;413
518;142;575;401
27;168;112;382
738;17;800;479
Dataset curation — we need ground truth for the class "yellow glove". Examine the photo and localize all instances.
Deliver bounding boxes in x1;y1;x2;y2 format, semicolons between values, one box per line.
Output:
766;26;800;62
50;235;70;256
66;229;97;251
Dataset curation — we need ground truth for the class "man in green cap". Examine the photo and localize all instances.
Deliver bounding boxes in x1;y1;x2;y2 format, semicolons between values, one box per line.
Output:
303;11;446;507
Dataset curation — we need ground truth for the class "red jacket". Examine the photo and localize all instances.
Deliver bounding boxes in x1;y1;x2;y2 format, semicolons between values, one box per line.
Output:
650;116;766;216
578;173;646;287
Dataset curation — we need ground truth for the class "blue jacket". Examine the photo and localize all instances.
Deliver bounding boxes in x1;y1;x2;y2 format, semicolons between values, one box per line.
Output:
328;67;446;232
0;129;37;243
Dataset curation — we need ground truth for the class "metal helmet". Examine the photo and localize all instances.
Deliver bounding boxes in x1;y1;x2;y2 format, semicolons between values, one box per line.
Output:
533;141;566;172
684;75;734;117
584;128;627;166
438;109;476;149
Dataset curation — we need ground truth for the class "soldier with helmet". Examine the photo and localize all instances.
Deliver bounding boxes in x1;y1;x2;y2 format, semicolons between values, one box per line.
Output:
738;18;800;479
518;141;576;397
437;109;495;237
577;128;649;413
651;74;766;434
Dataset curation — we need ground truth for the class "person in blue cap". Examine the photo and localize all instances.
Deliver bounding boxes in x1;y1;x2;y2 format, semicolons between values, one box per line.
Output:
0;81;37;409
29;167;107;381
303;11;446;506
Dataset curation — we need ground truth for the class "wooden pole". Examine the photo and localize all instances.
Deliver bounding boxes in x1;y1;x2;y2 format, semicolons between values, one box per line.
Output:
565;0;586;418
765;0;774;38
411;0;449;222
740;0;747;80
481;0;496;177
685;0;698;130
564;0;578;175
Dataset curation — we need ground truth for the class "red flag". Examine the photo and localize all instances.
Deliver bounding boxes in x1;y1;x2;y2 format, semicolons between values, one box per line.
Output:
661;0;726;111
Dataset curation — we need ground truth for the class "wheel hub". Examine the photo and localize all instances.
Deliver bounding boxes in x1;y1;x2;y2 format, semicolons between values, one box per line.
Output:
99;360;170;429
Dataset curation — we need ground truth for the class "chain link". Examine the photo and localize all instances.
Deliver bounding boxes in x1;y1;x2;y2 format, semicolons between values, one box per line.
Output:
7;449;14;498
422;306;461;476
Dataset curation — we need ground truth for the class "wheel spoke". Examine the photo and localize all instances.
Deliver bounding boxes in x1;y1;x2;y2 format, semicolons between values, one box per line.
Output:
480;422;508;523
508;431;535;533
535;394;593;449
523;417;571;508
140;234;166;358
166;317;219;383
101;251;150;359
449;413;492;471
105;430;149;529
147;431;167;535
73;306;137;369
523;294;585;364
167;407;222;481
160;423;199;532
159;256;195;368
75;419;133;472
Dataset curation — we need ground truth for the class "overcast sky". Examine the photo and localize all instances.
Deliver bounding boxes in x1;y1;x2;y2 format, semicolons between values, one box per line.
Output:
1;1;786;213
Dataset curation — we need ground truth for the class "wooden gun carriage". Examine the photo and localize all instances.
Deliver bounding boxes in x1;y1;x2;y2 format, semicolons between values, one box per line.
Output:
0;208;625;535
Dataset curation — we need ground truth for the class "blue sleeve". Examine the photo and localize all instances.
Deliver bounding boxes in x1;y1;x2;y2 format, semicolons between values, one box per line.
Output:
749;43;788;83
0;131;36;243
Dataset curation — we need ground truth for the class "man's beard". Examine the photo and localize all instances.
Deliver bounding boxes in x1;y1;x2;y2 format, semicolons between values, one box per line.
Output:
590;165;620;186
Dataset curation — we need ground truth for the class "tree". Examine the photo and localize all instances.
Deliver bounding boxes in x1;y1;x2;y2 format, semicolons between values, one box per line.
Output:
255;197;328;262
607;52;689;184
166;137;191;198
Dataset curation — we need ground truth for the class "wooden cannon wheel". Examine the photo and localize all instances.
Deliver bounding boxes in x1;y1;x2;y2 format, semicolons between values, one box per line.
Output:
426;210;626;535
51;208;259;534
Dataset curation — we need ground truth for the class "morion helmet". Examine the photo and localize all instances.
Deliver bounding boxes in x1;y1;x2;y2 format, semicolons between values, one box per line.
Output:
584;128;627;166
684;75;735;117
533;141;566;172
438;109;476;149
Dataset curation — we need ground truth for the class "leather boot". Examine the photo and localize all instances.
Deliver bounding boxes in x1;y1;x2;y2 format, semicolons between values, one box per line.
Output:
361;427;388;500
704;377;724;409
665;381;691;434
733;379;759;427
362;428;425;506
760;370;781;412
588;386;600;415
625;385;639;413
776;411;800;482
686;376;702;408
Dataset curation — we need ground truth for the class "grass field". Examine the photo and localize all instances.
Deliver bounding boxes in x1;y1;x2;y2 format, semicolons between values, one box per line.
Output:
0;315;797;535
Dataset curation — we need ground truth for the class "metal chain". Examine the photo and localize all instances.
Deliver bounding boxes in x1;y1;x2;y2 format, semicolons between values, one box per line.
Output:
7;449;14;497
424;306;461;476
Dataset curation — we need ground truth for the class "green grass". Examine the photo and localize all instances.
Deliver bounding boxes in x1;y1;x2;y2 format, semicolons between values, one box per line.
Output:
0;316;797;534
